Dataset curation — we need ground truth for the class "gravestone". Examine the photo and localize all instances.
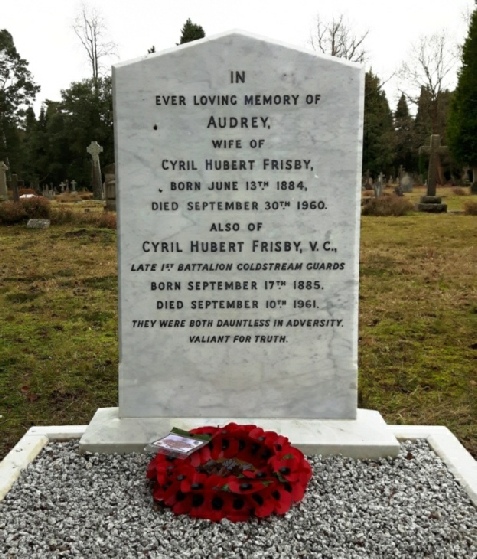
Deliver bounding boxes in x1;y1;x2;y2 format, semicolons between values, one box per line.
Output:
373;172;384;198
398;164;404;183
86;141;104;200
0;161;9;201
418;134;448;213
401;172;413;193
104;163;116;211
27;219;50;229
11;173;19;202
363;169;371;189
80;31;399;457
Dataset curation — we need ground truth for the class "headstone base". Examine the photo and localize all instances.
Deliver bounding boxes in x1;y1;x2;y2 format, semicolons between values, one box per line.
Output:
417;203;448;213
79;407;400;458
420;195;442;204
417;196;447;213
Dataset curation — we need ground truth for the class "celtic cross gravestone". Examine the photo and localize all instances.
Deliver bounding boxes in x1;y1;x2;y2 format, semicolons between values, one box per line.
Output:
419;134;448;197
418;134;448;213
86;141;104;200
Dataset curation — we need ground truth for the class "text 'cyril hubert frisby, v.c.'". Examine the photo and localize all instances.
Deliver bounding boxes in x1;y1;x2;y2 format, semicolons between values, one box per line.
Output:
141;240;311;253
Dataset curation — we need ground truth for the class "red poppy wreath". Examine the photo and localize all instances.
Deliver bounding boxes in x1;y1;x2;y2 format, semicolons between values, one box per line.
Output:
147;422;312;522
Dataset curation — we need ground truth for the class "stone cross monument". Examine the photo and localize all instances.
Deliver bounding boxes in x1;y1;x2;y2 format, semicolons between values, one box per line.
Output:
86;141;104;200
419;134;448;197
0;161;9;201
417;134;448;213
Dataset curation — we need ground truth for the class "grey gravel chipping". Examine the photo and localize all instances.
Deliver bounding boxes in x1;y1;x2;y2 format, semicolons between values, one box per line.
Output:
0;440;476;558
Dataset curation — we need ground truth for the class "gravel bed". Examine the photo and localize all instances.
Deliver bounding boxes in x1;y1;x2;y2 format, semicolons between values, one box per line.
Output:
1;440;476;558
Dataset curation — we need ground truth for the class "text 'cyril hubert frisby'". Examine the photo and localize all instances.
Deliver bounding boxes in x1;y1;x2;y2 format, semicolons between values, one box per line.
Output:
160;159;313;171
142;241;304;253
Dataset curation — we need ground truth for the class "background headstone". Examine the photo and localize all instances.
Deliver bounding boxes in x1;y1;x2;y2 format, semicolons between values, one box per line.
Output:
104;163;116;211
27;219;50;229
0;161;8;201
401;173;413;193
398;164;404;180
373;173;383;198
363;169;370;188
87;141;104;200
419;134;448;196
418;134;448;212
11;173;19;203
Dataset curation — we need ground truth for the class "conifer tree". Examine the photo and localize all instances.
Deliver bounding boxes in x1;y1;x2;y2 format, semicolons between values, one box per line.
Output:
362;71;395;176
179;19;205;44
447;3;477;181
0;29;39;168
394;94;415;172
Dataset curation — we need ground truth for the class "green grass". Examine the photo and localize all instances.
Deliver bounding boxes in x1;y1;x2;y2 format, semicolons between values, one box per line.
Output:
359;215;477;455
404;184;477;212
0;216;476;460
0;226;118;457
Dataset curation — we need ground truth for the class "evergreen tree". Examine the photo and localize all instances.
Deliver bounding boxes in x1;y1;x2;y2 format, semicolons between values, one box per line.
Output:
21;106;50;186
43;101;72;185
414;87;452;144
447;4;477;176
0;29;40;169
179;19;205;44
414;87;435;143
394;93;415;173
54;77;113;187
362;71;395;176
414;87;453;177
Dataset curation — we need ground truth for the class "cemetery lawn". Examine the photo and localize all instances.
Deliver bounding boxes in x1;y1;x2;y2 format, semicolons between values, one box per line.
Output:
406;185;476;212
0;218;476;460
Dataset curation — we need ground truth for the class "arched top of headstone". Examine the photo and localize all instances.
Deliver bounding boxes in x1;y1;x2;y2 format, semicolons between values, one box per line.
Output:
114;30;363;71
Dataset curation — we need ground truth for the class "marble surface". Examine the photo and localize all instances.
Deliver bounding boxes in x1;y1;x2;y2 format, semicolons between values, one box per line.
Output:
0;434;48;500
79;408;399;458
114;31;365;420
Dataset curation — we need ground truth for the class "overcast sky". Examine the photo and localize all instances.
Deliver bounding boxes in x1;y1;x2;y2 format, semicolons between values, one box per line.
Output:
3;0;473;113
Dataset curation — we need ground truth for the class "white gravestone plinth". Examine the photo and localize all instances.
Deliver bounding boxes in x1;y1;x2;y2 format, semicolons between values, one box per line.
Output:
80;31;399;457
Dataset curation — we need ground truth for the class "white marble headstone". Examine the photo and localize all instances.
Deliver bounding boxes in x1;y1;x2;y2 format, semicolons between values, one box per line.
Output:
114;31;364;421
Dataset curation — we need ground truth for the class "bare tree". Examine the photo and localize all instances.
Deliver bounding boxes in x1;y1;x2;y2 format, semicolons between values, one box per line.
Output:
73;3;117;96
399;32;457;105
310;14;369;63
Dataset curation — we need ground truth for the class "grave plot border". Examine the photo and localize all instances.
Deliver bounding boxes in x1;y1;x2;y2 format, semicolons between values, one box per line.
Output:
0;424;476;507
